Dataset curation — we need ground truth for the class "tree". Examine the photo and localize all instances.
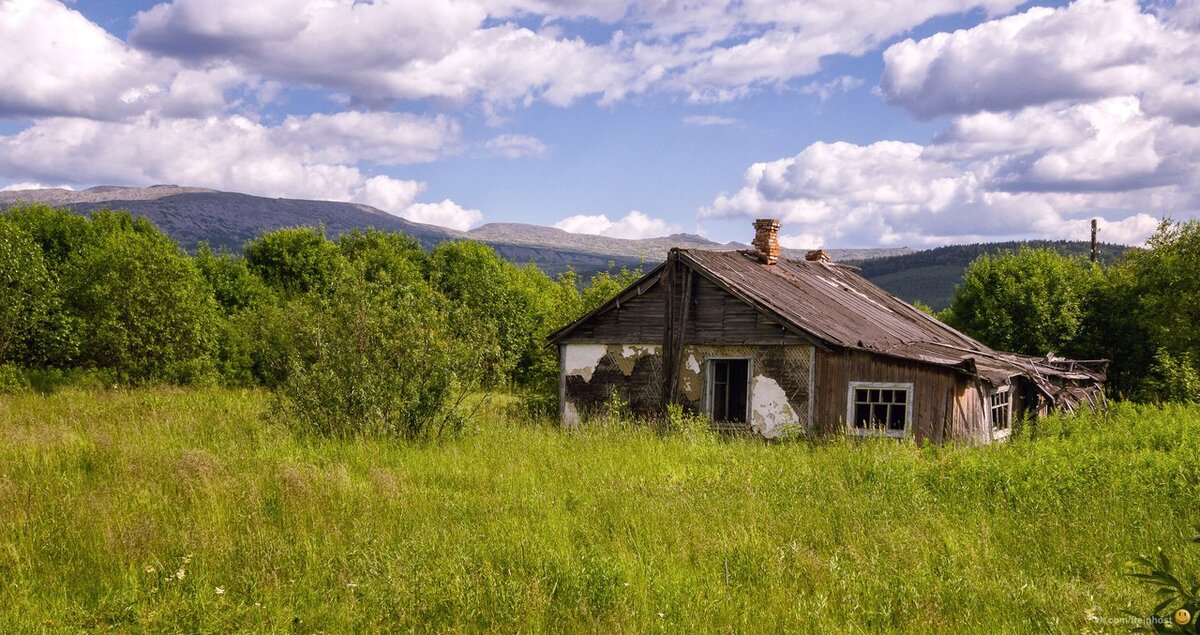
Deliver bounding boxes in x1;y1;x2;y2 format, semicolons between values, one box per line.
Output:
428;241;542;384
0;204;93;366
273;260;487;439
944;247;1101;357
337;228;428;289
60;211;221;382
579;265;644;315
0;220;53;364
244;227;344;296
2;203;95;269
1079;220;1200;401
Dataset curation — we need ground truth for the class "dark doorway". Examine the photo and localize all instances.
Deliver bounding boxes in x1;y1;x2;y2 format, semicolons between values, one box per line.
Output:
710;359;749;423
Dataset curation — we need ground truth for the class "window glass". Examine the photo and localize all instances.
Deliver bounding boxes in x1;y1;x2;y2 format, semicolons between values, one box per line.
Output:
990;388;1012;433
851;384;911;433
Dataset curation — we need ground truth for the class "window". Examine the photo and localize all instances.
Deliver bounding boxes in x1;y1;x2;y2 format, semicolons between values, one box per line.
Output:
990;386;1012;438
846;382;913;437
708;358;750;423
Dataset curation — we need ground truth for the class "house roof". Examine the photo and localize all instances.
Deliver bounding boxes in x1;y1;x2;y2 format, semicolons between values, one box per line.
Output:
551;248;1105;399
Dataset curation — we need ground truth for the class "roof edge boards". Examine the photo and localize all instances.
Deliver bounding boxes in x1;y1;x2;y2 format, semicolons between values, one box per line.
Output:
546;261;668;345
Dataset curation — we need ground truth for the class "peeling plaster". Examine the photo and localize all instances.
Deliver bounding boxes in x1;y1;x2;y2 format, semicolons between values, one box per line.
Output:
750;375;800;439
564;344;608;382
622;344;659;358
562;400;581;427
679;350;703;401
611;344;660;376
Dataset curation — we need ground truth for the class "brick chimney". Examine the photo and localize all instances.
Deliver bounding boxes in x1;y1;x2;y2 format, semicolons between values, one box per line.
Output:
805;249;831;263
752;218;781;265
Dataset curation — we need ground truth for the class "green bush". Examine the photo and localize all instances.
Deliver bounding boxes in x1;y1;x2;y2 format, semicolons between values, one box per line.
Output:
244;226;344;296
272;262;487;439
0;364;30;394
0;220;54;364
944;246;1100;356
59;211;221;383
1141;350;1200;404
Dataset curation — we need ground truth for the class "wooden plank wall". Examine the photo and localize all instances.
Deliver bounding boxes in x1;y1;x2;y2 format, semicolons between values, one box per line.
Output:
685;276;809;346
813;349;988;444
561;266;808;347
561;283;666;344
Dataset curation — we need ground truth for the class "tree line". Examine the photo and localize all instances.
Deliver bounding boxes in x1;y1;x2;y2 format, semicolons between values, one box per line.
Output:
4;203;1198;435
941;220;1200;402
0;204;641;437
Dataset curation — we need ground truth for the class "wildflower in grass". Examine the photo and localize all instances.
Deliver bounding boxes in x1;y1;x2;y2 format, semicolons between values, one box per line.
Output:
215;587;225;595
175;568;186;580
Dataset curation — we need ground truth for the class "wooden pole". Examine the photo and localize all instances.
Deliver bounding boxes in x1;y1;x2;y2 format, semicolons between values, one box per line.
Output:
1090;219;1099;263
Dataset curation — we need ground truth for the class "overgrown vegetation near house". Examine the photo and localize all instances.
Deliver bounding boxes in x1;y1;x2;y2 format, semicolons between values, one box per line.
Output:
852;239;1127;310
936;221;1200;402
4;206;1200;630
0;389;1196;631
0;203;642;436
7;204;1200;426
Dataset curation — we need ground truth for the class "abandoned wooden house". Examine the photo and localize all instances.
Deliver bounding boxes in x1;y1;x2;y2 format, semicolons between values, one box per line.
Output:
549;219;1106;444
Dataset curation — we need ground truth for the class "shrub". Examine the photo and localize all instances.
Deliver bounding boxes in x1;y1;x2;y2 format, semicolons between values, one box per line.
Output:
1141;350;1200;404
0;364;30;394
59;211;221;382
945;246;1100;356
272;262;488;439
0;219;54;364
244;226;344;296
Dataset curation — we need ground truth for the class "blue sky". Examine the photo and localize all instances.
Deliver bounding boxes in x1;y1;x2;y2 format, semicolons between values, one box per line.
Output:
1;0;1197;247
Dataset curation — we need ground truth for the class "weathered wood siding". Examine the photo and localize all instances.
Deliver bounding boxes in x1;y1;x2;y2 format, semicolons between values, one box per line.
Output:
561;269;809;347
813;349;989;444
683;277;810;345
560;283;666;344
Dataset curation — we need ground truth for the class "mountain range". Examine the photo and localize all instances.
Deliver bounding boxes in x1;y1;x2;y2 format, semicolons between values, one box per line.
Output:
2;185;1127;307
0;185;910;280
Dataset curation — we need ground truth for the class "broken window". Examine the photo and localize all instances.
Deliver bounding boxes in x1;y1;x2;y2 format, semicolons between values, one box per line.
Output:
847;382;912;437
990;386;1012;438
708;358;749;423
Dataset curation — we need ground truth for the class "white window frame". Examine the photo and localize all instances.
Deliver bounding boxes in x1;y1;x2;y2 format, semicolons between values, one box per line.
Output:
990;385;1013;441
704;357;753;424
845;381;914;438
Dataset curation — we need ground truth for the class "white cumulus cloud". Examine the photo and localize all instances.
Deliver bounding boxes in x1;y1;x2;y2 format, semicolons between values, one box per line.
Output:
554;210;679;239
881;0;1200;121
0;113;481;230
702;98;1197;247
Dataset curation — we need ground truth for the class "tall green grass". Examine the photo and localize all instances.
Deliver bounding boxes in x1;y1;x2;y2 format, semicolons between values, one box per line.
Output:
0;389;1197;632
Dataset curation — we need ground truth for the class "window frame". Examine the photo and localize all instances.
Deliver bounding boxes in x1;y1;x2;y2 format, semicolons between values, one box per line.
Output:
989;385;1013;440
704;356;753;424
845;381;914;438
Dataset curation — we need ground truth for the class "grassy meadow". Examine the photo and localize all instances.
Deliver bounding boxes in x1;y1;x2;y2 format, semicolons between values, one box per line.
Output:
1;389;1198;632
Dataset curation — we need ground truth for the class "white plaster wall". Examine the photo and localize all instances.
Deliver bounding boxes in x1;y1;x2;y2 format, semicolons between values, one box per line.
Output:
750;375;800;439
563;344;608;382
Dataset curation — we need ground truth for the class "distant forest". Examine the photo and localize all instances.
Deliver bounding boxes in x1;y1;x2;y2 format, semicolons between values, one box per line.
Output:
853;240;1130;310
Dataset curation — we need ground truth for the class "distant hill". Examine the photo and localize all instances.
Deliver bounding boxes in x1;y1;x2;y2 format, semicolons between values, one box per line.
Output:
851;240;1131;310
0;185;909;281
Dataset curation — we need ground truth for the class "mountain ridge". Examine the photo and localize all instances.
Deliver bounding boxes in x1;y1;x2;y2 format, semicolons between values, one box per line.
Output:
0;186;912;279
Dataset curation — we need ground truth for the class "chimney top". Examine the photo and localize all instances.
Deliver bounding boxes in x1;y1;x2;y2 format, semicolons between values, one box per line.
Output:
752;218;781;265
805;249;831;263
